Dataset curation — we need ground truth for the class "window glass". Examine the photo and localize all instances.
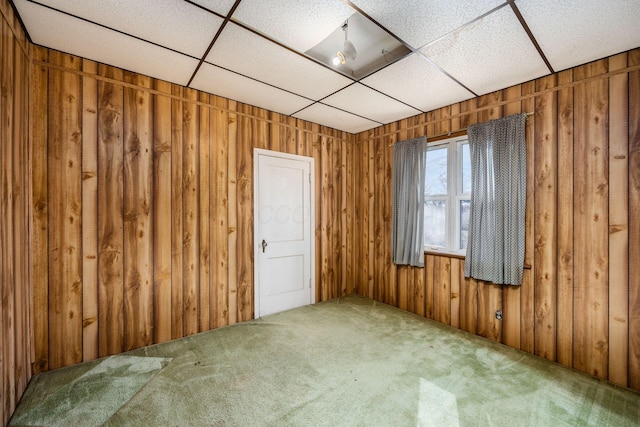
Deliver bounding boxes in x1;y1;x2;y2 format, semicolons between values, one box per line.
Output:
424;200;446;247
459;199;470;251
461;143;471;194
424;137;470;255
425;147;448;195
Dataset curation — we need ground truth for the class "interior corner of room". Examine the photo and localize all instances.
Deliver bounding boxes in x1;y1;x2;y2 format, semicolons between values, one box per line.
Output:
1;0;639;425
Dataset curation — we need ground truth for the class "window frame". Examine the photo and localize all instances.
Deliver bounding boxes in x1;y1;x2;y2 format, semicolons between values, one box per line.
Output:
424;136;470;256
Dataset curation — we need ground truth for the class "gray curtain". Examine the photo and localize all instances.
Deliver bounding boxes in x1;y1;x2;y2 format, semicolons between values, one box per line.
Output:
391;136;428;267
464;113;527;285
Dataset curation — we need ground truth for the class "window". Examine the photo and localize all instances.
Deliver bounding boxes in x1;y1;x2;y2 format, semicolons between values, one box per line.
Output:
424;136;470;255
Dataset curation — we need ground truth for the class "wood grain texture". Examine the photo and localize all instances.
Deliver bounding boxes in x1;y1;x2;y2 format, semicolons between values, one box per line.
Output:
227;100;238;325
182;88;199;336
556;68;574;368
627;49;640;390
30;45;49;374
573;60;609;379
533;74;557;361
152;80;172;343
48;51;83;368
170;84;184;338
607;53;629;387
1;5;30;422
433;256;451;325
81;59;99;361
98;64;124;356
211;96;229;329
520;80;536;354
198;92;211;332
236;104;253;321
123;73;153;350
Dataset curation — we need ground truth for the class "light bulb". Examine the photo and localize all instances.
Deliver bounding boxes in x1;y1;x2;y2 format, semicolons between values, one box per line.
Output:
332;51;345;66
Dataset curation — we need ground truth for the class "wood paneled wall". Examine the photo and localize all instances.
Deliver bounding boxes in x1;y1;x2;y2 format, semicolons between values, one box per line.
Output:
29;46;352;373
0;0;30;424
353;48;640;392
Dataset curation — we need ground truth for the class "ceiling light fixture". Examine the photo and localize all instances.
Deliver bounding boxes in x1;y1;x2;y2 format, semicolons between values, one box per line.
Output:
332;20;357;66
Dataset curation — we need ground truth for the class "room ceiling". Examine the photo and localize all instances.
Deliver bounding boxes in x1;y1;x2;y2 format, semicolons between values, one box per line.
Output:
12;0;640;134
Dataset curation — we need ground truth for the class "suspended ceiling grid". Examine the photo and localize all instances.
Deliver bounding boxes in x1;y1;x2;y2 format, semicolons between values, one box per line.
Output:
12;0;640;134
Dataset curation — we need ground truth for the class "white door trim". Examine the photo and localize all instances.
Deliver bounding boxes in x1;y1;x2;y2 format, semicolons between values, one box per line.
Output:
253;148;315;318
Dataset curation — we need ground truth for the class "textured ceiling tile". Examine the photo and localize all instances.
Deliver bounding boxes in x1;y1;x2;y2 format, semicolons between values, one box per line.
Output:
33;0;224;58
190;63;313;116
293;103;379;133
361;53;474;113
15;1;198;85
516;0;640;72
420;6;549;95
232;0;355;52
206;23;352;100
322;84;421;124
351;0;504;49
188;0;237;16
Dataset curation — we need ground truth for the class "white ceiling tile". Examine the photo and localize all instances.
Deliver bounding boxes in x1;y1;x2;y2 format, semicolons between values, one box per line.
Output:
420;6;549;95
293;103;379;133
15;1;198;85
516;0;640;72
206;23;352;100
322;84;421;124
190;63;313;116
361;53;474;113
351;0;505;49
31;0;224;58
232;0;355;52
188;0;237;16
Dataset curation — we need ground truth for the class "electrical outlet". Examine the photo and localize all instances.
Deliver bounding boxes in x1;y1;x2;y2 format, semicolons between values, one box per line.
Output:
495;309;503;320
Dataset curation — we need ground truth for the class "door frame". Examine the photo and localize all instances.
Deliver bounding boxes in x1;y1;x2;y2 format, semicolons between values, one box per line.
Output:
253;148;315;318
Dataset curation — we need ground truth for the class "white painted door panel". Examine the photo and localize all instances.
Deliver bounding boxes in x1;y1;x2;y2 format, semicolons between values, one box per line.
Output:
255;150;314;317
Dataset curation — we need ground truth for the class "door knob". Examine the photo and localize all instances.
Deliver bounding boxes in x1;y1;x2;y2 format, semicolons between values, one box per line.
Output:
261;239;268;253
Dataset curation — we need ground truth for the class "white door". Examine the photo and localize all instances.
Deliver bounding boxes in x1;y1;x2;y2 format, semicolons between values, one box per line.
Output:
254;149;314;317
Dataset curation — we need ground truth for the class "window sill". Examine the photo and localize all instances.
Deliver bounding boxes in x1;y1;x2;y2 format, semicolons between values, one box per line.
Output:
423;249;466;260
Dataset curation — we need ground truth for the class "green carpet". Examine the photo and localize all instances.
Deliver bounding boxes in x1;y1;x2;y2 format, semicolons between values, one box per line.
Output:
10;296;640;426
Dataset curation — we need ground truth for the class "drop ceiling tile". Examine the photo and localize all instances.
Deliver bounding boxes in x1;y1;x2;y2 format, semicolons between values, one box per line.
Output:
14;1;198;85
351;0;505;49
32;0;224;58
322;84;421;125
420;5;549;96
361;53;474;113
188;0;238;16
190;63;313;116
293;103;379;134
206;22;352;100
232;0;355;52
516;0;640;72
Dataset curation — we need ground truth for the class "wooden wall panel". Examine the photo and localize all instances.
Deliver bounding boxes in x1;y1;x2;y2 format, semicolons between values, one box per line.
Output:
556;69;574;368
1;1;30;422
123;73;154;351
352;48;640;392
47;51;83;368
30;48;353;381
608;52;629;387
628;49;640;390
97;65;125;356
533;74;557;361
573;60;609;379
81;60;99;362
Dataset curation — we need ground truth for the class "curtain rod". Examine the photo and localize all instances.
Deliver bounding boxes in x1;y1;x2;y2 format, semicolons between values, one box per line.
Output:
389;111;534;146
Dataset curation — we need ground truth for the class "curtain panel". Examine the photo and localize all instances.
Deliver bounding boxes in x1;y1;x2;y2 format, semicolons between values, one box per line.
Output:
464;113;527;285
391;136;428;267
